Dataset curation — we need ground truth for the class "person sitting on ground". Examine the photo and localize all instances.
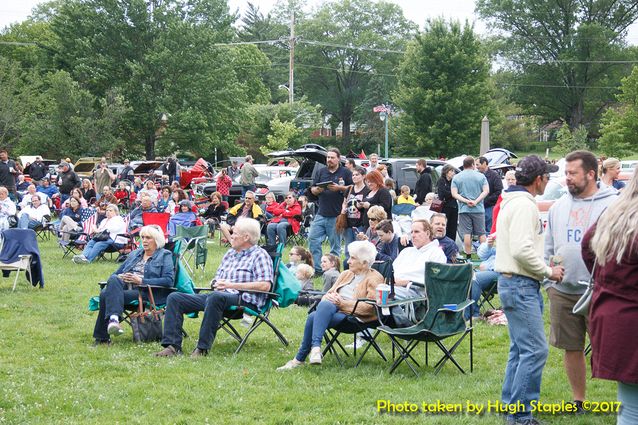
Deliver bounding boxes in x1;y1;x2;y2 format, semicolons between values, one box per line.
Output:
294;263;318;307
320;253;341;291
20;184;51;209
375;219;400;262
0;186;17;231
92;225;174;345
219;191;263;243
355;205;387;246
80;179;96;205
266;191;302;246
201;191;227;234
58;197;89;243
430;213;459;263
392;219;447;297
99;186;118;205
73;204;128;264
155;218;273;358
286;246;314;276
128;195;158;232
168;200;199;236
277;241;384;370
396;185;416;205
17;194;51;230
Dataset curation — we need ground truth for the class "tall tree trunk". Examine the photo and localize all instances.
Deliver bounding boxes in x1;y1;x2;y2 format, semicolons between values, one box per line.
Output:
145;134;156;160
568;98;584;130
342;114;351;144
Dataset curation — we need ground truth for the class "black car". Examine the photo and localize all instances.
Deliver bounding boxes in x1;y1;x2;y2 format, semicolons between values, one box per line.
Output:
267;144;335;196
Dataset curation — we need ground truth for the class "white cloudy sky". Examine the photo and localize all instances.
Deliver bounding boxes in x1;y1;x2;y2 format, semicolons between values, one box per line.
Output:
2;0;638;42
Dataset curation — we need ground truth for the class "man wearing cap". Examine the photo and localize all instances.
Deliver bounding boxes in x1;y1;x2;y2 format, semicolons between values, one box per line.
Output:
117;159;135;184
57;161;81;204
494;155;565;425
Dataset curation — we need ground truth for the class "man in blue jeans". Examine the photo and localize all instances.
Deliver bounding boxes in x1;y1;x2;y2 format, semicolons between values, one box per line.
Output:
308;148;352;274
494;155;564;425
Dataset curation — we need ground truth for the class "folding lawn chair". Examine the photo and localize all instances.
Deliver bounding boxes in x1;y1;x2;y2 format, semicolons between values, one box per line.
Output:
0;229;42;291
174;224;208;274
198;243;298;354
142;212;170;240
319;260;395;367
378;262;474;376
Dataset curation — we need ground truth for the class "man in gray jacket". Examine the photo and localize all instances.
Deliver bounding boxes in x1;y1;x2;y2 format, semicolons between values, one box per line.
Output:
544;150;618;414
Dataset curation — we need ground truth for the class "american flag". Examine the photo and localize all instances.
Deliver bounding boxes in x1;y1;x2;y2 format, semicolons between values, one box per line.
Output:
77;210;133;246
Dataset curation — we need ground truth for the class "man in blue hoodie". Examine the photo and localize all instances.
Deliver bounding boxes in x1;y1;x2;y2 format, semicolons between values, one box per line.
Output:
544;150;618;414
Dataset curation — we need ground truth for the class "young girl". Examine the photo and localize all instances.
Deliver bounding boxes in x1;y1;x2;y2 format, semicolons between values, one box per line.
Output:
396;185;416;205
287;246;313;275
320;253;341;292
295;264;315;291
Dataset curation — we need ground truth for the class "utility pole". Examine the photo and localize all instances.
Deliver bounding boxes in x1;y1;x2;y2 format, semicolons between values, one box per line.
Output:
288;3;295;104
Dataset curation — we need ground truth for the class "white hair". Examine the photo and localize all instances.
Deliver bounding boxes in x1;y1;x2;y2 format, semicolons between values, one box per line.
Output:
347;241;377;266
139;225;166;249
234;218;261;245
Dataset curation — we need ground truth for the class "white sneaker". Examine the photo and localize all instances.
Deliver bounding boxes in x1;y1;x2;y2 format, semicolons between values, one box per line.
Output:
72;255;89;264
276;359;304;371
309;347;322;365
345;338;367;350
239;315;254;329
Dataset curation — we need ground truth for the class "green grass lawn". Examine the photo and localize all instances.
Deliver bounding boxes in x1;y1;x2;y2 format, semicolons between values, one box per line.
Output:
0;237;617;424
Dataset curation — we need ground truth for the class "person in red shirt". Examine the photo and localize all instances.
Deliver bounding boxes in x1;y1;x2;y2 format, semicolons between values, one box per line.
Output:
216;168;233;202
266;192;302;245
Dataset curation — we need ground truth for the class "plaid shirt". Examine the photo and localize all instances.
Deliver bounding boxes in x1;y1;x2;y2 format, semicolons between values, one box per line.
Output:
215;245;273;309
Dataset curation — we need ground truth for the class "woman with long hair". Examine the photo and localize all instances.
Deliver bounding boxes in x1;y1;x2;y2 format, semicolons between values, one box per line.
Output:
437;164;458;240
582;170;638;425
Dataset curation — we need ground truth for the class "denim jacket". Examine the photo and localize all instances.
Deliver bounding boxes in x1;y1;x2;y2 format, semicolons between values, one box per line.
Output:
113;248;175;304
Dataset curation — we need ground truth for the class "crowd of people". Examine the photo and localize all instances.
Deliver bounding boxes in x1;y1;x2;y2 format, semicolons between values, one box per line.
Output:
1;146;636;425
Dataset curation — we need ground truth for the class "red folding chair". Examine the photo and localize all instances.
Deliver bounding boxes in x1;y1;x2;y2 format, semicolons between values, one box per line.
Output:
142;212;170;240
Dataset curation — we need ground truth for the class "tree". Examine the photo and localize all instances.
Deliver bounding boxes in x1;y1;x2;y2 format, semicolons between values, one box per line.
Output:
598;66;638;157
50;0;269;159
476;0;638;130
554;122;589;155
393;19;496;157
296;0;416;145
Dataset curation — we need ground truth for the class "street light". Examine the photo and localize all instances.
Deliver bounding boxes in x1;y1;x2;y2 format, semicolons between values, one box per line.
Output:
374;104;392;158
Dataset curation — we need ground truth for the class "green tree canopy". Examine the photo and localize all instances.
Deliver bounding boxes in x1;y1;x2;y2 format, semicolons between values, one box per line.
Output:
598;66;638;157
476;0;638;130
393;19;495;157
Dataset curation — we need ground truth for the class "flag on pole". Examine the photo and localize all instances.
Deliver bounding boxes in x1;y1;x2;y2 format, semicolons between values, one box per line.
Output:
358;150;367;159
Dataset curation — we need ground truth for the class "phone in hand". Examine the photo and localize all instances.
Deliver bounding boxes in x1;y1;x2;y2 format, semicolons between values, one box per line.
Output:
351;227;359;235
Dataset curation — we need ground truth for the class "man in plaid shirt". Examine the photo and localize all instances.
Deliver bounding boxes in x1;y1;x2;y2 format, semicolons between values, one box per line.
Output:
156;218;273;358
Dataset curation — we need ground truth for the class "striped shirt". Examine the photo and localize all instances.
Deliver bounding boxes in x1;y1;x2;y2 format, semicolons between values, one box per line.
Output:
215;245;273;309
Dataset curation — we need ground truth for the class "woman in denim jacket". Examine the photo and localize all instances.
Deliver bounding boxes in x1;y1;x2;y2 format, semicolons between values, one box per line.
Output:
92;225;174;345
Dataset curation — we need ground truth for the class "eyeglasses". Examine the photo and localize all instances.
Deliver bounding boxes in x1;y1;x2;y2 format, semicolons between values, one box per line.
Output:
286;196;294;199
369;218;379;222
245;197;255;201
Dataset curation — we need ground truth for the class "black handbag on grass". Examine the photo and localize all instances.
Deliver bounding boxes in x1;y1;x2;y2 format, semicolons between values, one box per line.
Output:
130;286;164;343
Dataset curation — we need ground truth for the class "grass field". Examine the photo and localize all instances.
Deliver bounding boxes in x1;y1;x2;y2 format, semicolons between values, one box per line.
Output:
0;236;618;424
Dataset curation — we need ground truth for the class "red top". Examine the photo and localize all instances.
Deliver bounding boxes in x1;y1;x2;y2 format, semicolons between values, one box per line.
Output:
216;174;233;196
268;201;302;234
582;223;638;384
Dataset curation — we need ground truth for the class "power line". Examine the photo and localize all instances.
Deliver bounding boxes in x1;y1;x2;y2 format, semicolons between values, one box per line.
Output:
499;83;619;89
297;40;405;54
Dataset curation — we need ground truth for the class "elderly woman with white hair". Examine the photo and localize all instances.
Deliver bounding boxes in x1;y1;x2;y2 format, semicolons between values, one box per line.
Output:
73;203;127;263
92;225;174;345
278;240;384;370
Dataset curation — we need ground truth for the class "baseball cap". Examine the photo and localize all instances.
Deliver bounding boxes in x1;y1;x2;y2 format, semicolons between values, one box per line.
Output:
515;155;559;184
58;161;69;169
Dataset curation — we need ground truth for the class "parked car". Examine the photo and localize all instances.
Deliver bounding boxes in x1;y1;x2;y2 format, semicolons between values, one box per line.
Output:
73;157;104;179
621;160;638;171
266;144;336;196
447;148;518;170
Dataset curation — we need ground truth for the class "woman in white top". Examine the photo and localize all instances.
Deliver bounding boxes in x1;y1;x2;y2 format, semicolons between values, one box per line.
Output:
73;204;127;263
17;194;51;230
0;187;17;231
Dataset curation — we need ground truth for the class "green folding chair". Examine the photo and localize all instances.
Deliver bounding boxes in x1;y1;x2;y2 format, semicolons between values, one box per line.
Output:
377;262;474;376
174;225;208;274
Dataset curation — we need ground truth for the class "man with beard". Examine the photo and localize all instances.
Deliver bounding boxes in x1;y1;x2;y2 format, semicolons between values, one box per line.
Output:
544;150;618;414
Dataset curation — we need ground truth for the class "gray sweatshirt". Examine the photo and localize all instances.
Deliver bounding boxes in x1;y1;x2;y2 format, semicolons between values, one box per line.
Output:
544;186;618;294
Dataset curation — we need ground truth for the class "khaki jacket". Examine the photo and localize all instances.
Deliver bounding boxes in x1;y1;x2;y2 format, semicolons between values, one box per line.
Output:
328;269;384;322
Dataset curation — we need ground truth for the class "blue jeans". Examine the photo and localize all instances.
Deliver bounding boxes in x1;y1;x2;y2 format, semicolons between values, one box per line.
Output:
295;300;347;362
308;214;341;274
484;206;494;234
241;185;255;199
343;226;364;269
18;214;41;230
498;274;548;421
82;239;124;262
619;382;638;425
266;219;289;246
468;270;499;318
93;275;149;341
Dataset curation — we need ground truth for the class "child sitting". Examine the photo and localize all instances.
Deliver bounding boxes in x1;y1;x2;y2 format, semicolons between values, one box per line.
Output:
320;253;341;292
294;263;317;307
375;219;400;261
396;185;416;205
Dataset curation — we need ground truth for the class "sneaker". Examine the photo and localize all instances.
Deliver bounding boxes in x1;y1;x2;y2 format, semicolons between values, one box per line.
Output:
309;347;322;365
154;345;182;357
239;315;254;329
277;359;304;371
572;401;586;415
514;418;541;425
190;348;208;358
72;255;89;264
345;338;367;350
107;320;124;337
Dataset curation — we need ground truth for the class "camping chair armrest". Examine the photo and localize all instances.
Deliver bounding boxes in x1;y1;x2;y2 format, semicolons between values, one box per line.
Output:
346;298;376;315
372;296;427;308
136;284;176;291
193;287;279;299
299;290;326;296
431;299;475;324
18;254;31;260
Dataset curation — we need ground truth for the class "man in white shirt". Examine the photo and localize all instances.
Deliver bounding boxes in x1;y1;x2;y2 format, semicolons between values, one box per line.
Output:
20;184;50;209
393;219;447;294
17;194;51;229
